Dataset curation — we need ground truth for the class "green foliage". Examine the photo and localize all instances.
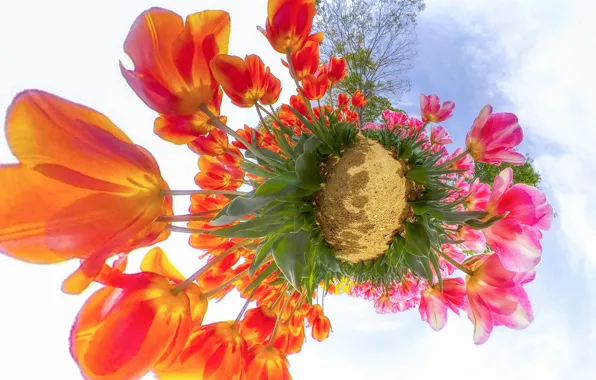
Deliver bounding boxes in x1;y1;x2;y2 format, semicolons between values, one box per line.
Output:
474;155;541;187
315;0;425;104
256;106;280;133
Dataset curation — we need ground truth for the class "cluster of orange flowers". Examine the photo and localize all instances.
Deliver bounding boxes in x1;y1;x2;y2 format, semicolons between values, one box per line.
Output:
0;0;367;379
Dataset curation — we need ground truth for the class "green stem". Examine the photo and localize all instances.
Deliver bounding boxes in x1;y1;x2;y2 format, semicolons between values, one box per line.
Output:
200;268;249;299
200;104;284;170
232;287;259;328
437;250;474;276
268;291;293;348
167;225;211;234
157;214;215;222
171;239;254;295
435;148;470;170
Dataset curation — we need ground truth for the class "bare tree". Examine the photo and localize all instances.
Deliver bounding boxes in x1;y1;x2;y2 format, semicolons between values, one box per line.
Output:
315;0;425;102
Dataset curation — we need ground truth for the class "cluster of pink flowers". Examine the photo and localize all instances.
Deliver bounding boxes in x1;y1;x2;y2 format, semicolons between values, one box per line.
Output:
349;93;553;344
350;274;423;314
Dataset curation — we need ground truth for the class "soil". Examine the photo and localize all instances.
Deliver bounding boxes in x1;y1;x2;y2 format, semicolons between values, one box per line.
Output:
316;135;413;263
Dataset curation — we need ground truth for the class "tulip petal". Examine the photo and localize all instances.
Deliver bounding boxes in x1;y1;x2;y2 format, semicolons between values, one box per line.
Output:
141;247;186;283
0;164;89;263
5;90;159;190
484;219;542;272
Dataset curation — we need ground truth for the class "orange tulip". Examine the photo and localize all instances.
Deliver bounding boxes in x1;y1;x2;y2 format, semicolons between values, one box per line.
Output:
327;56;348;85
352;90;369;108
245;345;292;380
211;54;278;108
260;72;283;106
240;306;277;345
155;321;247;380
121;8;230;116
0;90;172;294
153;89;227;145
302;65;329;100
312;314;332;342
259;0;317;53
194;155;245;190
284;32;323;80
140;247;208;327
70;272;192;380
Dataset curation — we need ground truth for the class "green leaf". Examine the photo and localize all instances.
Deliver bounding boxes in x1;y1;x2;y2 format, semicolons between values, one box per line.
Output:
386;236;405;266
239;161;275;178
293;133;309;156
430;210;488;223
210;216;282;238
245;263;278;293
404;251;432;282
272;230;310;290
254;172;298;197
210;173;299;226
410;201;431;215
406;166;428;185
295;136;323;190
316;244;342;273
464;213;507;230
249;235;278;277
429;252;443;291
404;222;431;257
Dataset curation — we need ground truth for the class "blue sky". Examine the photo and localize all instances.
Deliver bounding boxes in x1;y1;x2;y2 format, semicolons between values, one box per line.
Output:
0;0;593;379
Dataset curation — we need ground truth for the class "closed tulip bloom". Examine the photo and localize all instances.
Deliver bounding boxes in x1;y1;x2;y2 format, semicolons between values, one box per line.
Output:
311;314;331;342
121;8;230;115
240;306;277;345
466;104;526;165
351;90;368;108
259;0;317;53
70;272;192;380
464;253;536;344
302;65;329;101
285;32;323;80
0;91;172;294
245;345;292;380
327;57;348;85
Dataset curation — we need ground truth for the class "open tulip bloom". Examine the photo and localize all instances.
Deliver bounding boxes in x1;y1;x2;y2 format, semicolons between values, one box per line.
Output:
0;1;553;379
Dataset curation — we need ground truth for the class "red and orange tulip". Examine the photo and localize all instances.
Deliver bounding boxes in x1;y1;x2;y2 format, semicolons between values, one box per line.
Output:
259;0;317;53
70;272;192;380
155;322;247;380
311;314;332;342
352;90;368;108
327;57;348;85
195;155;245;190
0;90;172;294
284;32;323;80
121;8;230;115
240;306;278;345
302;65;329;101
211;54;275;108
245;345;292;380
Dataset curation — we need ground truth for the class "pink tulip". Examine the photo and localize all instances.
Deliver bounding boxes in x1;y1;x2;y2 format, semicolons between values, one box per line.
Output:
465;179;491;211
464;253;535;344
420;93;455;123
457;226;486;253
438;245;466;275
419;278;466;331
465;105;526;165
374;295;393;314
382;110;408;127
481;168;553;272
430;126;453;145
443;148;474;178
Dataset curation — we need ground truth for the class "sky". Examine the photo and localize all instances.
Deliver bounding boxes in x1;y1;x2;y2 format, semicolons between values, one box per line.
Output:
0;0;594;379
